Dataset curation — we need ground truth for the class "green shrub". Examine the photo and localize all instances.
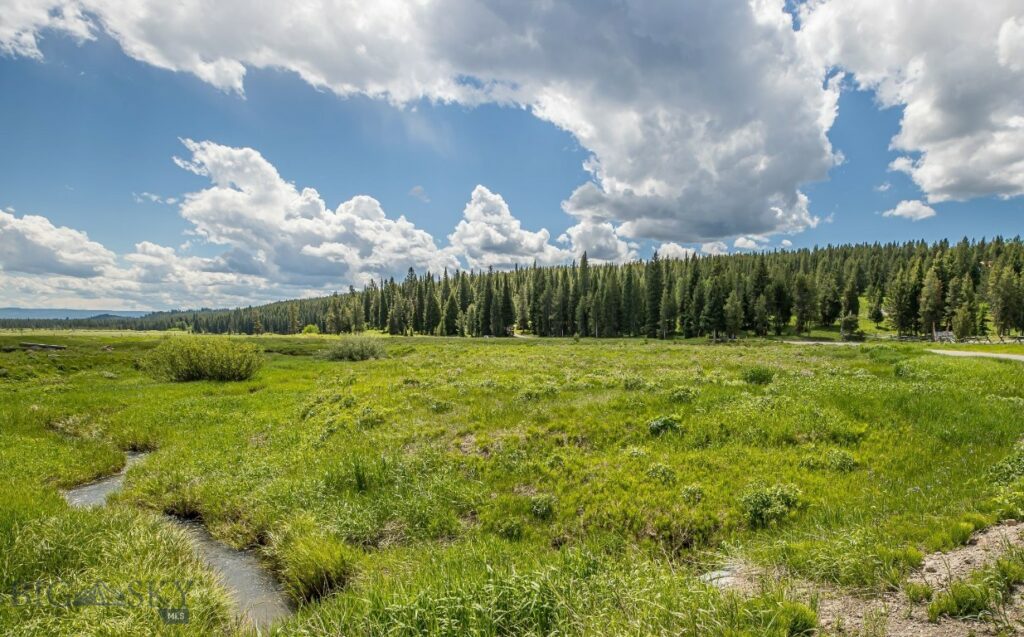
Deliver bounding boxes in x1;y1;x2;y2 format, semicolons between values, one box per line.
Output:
517;382;558;401
803;448;859;473
302;324;321;334
681;484;705;504
496;518;524;540
321;337;387;361
648;416;680;437
825;449;858;472
145;337;263;381
668;386;697;403
840;313;866;341
990;448;1024;486
743;366;775;385
429;400;453;413
740;483;803;528
646;463;677;485
622;375;646;390
530;494;556;521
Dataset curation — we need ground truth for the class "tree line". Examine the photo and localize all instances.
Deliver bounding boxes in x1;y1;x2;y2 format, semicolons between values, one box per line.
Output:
4;237;1024;340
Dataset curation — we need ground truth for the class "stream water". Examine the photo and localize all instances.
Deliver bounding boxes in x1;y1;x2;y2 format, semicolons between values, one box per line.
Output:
63;452;293;632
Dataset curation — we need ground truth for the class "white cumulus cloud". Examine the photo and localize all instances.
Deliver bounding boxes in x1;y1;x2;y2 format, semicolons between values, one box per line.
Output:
882;200;936;221
800;0;1024;203
701;241;729;256
0;208;116;277
657;242;695;260
3;0;841;244
733;235;770;250
174;138;456;285
447;185;570;269
2;139;616;307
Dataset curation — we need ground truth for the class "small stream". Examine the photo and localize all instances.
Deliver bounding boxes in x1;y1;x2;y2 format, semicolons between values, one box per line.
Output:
63;452;293;632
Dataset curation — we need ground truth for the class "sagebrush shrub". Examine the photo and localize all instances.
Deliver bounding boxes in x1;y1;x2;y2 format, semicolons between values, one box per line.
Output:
825;449;858;472
681;484;704;504
802;449;858;473
145;337;263;382
622;375;646;390
646;463;677;485
989;448;1024;485
320;337;386;361
648;416;680;437
742;366;775;385
496;518;524;540
740;483;803;528
669;386;697;403
530;494;555;521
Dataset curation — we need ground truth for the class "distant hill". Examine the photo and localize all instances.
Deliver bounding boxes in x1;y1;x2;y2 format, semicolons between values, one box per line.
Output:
0;308;151;320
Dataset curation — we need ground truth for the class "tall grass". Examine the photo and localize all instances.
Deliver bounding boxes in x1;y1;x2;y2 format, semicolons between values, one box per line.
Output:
4;332;1024;635
144;337;263;381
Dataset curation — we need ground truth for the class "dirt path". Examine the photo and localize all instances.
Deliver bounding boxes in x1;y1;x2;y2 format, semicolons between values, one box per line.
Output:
706;521;1024;636
927;349;1024;363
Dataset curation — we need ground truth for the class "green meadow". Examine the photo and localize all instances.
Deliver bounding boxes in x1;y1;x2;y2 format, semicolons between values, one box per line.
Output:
2;331;1024;635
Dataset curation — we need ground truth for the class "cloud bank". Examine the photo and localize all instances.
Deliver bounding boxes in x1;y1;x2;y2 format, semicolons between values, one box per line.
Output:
0;140;625;308
2;0;843;247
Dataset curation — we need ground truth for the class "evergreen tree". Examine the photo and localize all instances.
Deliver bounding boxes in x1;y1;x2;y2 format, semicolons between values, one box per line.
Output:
658;284;675;339
752;294;769;336
792;274;815;334
952;300;976;340
252;310;264;336
701;277;727;339
441;294;459;336
350;297;365;333
575;253;590;335
867;285;885;327
989;266;1021;336
724;289;744;338
817;275;842;326
841;277;860;319
325;296;341;334
919;266;945;337
644;253;662;337
288;304;300;334
424;290;442;335
685;282;704;338
885;269;918;336
767;279;792;335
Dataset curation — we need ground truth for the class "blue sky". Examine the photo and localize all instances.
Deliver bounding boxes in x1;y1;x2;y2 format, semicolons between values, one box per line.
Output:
0;1;1021;309
1;31;592;256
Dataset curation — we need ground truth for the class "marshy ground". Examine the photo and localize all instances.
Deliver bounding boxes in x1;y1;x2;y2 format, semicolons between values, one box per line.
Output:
2;332;1024;635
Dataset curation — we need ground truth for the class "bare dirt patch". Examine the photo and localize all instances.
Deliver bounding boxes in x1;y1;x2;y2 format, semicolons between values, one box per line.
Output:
705;521;1024;635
